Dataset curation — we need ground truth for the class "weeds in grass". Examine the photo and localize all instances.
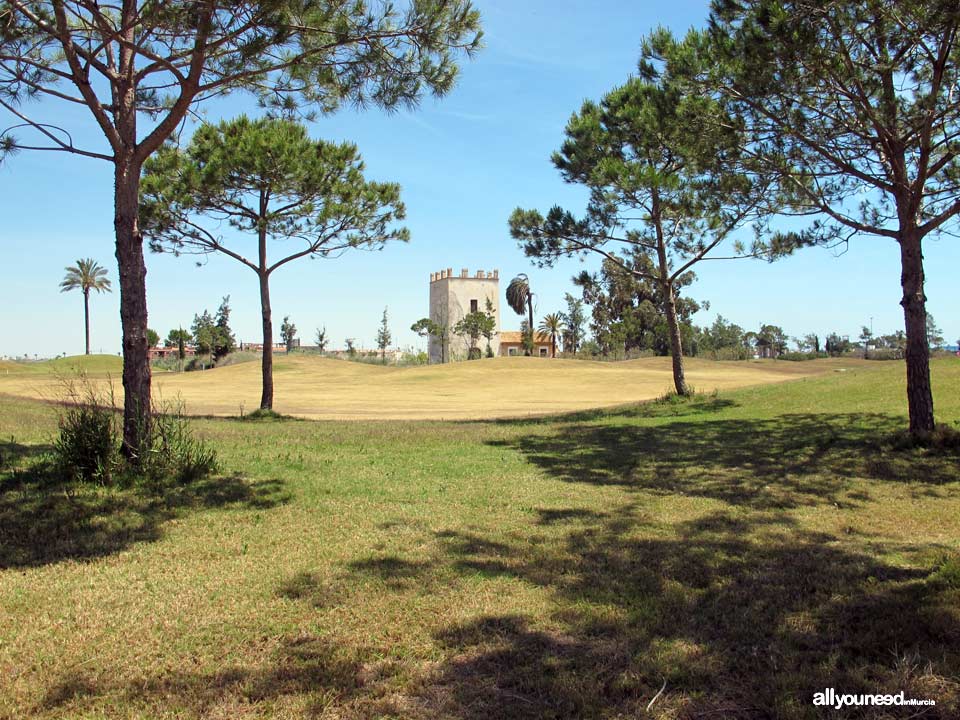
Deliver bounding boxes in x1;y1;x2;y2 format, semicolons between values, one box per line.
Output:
930;555;960;589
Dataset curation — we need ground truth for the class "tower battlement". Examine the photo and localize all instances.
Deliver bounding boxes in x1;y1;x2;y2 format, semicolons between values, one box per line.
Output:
430;268;499;282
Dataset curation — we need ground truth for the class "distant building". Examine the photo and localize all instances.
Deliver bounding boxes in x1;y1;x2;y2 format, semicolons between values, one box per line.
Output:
429;268;501;363
148;345;196;360
498;331;553;357
239;340;299;353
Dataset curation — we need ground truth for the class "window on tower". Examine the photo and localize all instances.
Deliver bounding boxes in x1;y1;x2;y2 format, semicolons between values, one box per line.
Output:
470;299;478;313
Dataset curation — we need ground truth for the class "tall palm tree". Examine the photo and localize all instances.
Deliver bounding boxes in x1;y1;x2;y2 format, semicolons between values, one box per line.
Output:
506;274;535;356
538;313;565;358
60;259;112;355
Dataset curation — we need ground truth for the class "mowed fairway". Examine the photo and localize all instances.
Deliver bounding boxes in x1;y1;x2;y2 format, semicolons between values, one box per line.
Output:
0;353;863;419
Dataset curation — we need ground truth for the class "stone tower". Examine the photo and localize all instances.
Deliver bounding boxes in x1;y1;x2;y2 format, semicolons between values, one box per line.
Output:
428;268;501;363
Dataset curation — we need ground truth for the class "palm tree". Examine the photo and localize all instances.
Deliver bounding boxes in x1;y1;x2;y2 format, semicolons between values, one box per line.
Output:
538;313;565;358
60;259;112;355
506;274;535;356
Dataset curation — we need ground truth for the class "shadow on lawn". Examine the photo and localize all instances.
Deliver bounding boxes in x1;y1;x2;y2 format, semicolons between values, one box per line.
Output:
413;410;960;718
39;633;371;719
30;410;960;719
425;507;960;719
0;445;288;569
489;412;960;511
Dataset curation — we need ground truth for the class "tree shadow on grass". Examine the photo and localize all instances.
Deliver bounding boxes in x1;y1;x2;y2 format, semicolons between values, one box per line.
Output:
38;633;373;720
425;507;960;719
489;412;960;511
0;445;289;569
0;438;53;470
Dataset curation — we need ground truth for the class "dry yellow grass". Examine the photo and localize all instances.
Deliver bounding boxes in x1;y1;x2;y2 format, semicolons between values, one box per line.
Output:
0;354;866;420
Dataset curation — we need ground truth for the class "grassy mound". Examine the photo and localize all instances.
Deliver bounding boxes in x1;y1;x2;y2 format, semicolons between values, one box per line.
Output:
0;352;887;420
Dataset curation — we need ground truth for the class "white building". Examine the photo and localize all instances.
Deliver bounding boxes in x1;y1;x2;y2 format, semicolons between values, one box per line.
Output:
428;268;501;363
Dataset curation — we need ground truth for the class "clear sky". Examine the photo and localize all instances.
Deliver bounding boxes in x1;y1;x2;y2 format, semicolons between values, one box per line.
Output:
1;0;957;358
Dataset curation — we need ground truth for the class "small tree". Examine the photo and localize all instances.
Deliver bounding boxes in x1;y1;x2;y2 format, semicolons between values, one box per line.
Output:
927;314;945;350
165;328;191;349
59;259;112;355
560;294;587;354
142;117;407;410
315;327;328;354
213;296;236;359
345;339;357;358
146;329;160;349
191;311;216;357
482;298;498;357
538;313;565;358
412;317;450;364
859;326;874;359
281;316;298;353
376;308;392;363
454;311;496;360
825;333;852;357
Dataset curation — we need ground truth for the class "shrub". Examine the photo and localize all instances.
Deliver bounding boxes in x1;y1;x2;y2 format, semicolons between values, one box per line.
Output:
184;354;214;371
864;348;904;360
51;374;217;486
54;381;120;484
140;401;218;484
214;351;259;368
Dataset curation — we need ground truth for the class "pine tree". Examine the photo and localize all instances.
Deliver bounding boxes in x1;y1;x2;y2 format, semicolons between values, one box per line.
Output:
376;308;392;363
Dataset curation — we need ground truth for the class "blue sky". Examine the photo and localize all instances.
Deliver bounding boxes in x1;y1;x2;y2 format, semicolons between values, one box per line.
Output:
1;0;957;358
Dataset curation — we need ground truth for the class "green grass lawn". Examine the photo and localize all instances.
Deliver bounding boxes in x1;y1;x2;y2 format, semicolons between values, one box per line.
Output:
1;359;959;719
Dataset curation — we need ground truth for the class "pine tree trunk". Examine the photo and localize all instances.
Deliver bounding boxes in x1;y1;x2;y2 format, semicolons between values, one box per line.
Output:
83;288;91;355
259;271;274;410
114;153;151;459
899;228;935;434
663;281;689;396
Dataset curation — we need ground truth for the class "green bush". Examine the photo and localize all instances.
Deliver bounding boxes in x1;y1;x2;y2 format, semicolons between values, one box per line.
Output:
141;401;219;484
52;375;217;486
54;387;120;484
214;351;259;368
864;349;904;360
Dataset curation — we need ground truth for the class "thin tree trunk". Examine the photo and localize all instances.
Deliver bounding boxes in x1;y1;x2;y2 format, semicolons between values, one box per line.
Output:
114;154;151;459
899;228;935;434
526;295;534;356
83;288;91;355
662;281;689;396
259;271;274;410
650;192;688;396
